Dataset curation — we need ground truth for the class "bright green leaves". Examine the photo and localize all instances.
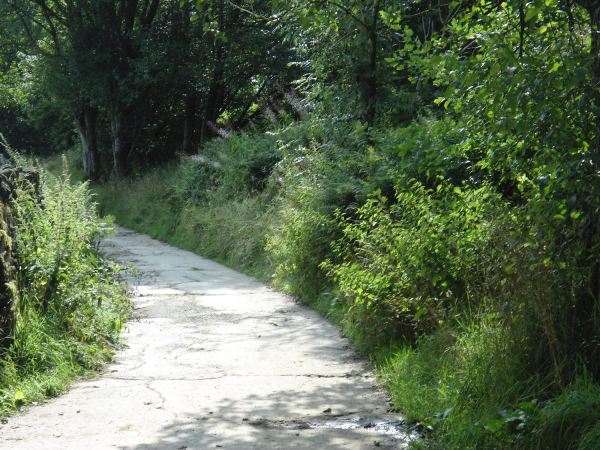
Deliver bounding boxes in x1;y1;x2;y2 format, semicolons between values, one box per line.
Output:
325;174;505;335
525;6;541;22
414;307;429;321
379;9;403;31
377;2;600;317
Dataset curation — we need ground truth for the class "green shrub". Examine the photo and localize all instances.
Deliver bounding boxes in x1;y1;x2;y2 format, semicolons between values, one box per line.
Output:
324;180;506;342
180;123;321;204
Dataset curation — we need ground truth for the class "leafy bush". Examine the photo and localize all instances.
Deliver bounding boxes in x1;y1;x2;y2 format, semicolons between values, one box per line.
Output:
324;180;506;342
265;118;391;300
179;123;320;204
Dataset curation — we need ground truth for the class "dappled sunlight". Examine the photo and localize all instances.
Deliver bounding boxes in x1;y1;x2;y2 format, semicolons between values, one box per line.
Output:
120;380;414;450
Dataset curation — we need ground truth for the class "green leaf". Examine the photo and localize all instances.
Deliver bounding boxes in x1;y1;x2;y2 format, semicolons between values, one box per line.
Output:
414;307;429;320
525;7;541;21
485;419;504;433
532;200;545;213
507;92;518;109
551;78;563;90
15;391;24;401
575;68;589;81
505;262;517;274
515;402;535;413
444;85;457;98
299;16;311;29
548;62;561;74
214;31;228;43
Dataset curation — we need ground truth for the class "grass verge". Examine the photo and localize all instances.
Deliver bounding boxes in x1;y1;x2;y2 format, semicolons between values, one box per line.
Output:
0;155;129;417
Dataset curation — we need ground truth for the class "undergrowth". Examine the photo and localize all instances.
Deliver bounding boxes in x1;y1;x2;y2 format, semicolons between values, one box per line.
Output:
0;154;129;417
92;116;600;449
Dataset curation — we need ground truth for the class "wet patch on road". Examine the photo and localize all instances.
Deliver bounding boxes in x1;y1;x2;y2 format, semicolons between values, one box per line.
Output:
249;415;419;447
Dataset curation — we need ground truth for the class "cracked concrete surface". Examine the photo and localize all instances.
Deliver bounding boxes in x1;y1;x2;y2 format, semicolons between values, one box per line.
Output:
0;226;413;449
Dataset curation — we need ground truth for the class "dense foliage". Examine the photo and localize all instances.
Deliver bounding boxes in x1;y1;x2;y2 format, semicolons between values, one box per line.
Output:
0;0;298;180
95;114;600;448
4;0;600;447
0;154;128;416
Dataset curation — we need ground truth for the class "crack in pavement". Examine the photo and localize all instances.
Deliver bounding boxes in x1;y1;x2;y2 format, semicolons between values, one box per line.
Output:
144;381;180;420
107;375;227;381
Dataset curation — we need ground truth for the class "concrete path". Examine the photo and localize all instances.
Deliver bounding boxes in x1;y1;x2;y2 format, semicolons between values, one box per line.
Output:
1;227;412;449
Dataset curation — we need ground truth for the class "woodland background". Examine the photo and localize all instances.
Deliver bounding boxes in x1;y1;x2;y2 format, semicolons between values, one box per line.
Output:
2;1;600;447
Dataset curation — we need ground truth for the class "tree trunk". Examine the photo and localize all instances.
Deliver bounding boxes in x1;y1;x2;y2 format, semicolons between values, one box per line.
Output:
235;80;267;129
74;105;100;182
183;91;196;154
200;3;227;147
200;63;225;147
358;0;380;128
109;110;131;180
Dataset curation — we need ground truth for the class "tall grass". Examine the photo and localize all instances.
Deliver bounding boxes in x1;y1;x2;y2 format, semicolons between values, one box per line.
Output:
94;162;276;279
0;155;128;416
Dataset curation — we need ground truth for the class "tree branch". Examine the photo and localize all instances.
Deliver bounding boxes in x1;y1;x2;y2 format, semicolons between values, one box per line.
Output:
315;0;369;29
